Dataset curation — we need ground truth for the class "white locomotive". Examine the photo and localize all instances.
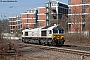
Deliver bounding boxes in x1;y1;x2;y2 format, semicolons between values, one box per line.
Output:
22;25;65;46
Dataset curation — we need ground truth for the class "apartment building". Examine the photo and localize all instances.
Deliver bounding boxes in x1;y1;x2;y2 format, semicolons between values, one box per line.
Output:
9;0;68;31
68;0;90;33
16;16;21;32
37;7;46;27
9;17;16;33
20;0;68;29
45;0;68;26
21;8;38;29
9;16;21;33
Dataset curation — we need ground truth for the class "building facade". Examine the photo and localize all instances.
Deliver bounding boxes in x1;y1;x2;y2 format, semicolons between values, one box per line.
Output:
37;7;46;27
21;0;68;29
45;0;68;26
9;17;16;33
9;0;68;33
16;16;21;33
68;0;90;33
21;8;38;29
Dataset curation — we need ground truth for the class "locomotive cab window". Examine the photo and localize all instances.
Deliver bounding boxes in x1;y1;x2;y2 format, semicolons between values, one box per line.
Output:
53;29;58;34
49;30;52;34
22;32;23;35
25;32;28;36
59;29;64;34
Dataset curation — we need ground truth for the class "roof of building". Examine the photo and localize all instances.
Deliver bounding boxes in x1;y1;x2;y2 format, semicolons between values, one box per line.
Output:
45;0;68;5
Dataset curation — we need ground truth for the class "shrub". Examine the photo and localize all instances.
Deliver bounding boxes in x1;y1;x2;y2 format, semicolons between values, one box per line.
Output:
65;33;89;44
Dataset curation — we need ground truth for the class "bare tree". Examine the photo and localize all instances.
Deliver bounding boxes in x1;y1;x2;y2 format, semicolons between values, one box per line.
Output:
85;5;90;32
0;19;10;39
58;15;68;32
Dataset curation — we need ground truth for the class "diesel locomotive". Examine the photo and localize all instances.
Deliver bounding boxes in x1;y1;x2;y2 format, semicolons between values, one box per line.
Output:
22;25;65;46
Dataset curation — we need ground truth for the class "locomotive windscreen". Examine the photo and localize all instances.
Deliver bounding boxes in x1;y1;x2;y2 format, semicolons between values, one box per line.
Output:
53;26;64;34
59;29;64;33
53;29;58;33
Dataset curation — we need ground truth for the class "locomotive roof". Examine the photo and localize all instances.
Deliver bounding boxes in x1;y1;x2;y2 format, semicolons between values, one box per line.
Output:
42;25;58;30
42;26;51;29
53;26;64;30
22;25;64;32
22;27;44;32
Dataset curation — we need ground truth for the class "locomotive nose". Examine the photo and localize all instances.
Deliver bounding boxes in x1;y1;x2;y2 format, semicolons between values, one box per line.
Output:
57;36;60;40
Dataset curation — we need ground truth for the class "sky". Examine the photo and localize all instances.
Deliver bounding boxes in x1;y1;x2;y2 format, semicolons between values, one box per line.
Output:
0;0;68;19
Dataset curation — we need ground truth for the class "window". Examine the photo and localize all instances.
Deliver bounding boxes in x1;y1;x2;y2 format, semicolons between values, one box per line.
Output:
68;15;71;23
82;0;85;4
53;29;58;33
49;30;52;34
26;19;29;23
51;3;56;6
17;26;20;29
45;3;49;7
17;16;20;20
46;14;49;19
82;5;85;13
17;21;21;24
82;15;85;22
82;0;86;13
68;24;71;31
59;29;64;34
22;32;23;35
25;32;28;36
41;30;46;36
46;20;49;26
46;8;49;13
32;10;34;13
68;7;71;14
68;0;71;5
82;24;85;31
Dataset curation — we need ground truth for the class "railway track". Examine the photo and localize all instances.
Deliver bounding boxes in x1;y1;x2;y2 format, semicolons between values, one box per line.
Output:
24;44;90;56
10;40;90;60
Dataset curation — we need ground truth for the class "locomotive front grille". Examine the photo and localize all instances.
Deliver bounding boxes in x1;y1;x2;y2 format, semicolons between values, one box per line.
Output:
52;34;64;40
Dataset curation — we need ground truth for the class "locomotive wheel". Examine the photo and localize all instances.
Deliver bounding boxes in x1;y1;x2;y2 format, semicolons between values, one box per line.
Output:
22;39;26;43
42;42;46;46
60;40;65;46
40;40;45;46
58;40;65;46
47;42;52;46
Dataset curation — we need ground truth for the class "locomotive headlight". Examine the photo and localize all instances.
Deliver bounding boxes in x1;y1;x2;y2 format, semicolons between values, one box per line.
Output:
61;36;64;40
52;35;56;40
53;36;56;39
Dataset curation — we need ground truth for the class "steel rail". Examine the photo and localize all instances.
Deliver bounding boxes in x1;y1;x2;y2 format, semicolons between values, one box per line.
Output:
24;44;90;56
